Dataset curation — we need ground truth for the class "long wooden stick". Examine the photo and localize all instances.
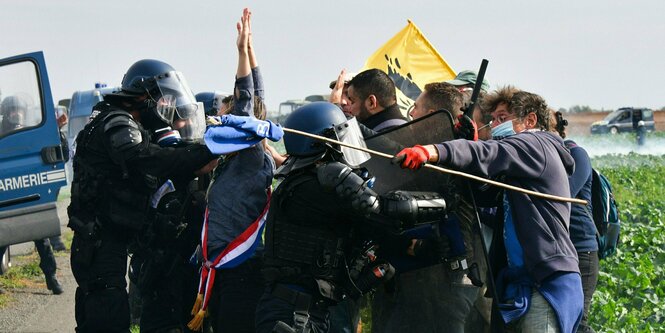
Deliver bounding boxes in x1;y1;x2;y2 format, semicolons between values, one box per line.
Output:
283;127;588;206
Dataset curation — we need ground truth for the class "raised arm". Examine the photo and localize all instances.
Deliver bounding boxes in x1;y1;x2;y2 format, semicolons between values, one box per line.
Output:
247;10;265;101
232;8;254;117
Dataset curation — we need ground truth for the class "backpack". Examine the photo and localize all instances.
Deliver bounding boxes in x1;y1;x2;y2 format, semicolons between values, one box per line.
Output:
589;169;621;259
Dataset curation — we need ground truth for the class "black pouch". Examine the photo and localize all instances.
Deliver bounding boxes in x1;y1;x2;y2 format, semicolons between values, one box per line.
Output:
71;235;99;268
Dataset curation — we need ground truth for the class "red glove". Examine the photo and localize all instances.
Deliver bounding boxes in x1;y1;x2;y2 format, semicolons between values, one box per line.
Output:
454;114;478;141
392;145;430;170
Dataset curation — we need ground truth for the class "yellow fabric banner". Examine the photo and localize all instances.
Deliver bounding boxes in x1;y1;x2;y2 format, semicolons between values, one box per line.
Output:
361;20;456;114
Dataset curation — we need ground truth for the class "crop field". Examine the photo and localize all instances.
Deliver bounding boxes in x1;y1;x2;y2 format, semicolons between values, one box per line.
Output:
589;152;665;332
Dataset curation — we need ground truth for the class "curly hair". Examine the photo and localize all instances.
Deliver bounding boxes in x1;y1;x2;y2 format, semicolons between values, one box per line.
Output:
509;91;550;130
481;85;520;114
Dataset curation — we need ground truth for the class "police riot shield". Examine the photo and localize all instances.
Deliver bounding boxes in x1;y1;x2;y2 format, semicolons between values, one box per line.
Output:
361;109;455;195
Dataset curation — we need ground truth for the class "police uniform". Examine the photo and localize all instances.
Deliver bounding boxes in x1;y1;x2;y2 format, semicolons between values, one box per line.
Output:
255;102;447;333
68;101;215;333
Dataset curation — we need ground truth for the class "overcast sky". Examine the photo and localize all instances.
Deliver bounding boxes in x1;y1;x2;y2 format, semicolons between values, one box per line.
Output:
2;1;664;112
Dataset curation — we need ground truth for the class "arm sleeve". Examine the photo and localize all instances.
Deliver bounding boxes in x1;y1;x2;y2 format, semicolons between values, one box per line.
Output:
568;146;592;197
130;142;216;180
232;74;254;117
251;67;265;100
433;134;548;179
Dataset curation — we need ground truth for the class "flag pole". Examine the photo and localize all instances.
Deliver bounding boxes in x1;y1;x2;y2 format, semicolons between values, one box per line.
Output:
282;127;588;206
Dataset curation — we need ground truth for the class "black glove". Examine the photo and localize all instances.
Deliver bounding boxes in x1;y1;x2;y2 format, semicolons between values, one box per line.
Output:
454;114;478;141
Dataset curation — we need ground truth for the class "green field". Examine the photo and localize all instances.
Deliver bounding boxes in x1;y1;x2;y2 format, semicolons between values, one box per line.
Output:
589;153;665;332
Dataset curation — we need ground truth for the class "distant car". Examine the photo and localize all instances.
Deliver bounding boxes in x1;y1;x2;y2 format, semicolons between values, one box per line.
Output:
590;107;655;134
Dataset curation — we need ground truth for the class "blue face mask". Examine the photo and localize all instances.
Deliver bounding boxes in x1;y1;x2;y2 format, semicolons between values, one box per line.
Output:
491;120;516;140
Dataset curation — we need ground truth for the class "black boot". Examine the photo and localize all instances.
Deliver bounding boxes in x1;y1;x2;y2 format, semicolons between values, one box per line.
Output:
45;274;64;295
49;236;66;252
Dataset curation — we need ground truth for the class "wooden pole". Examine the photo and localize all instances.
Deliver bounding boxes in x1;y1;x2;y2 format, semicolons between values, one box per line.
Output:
283;127;588;206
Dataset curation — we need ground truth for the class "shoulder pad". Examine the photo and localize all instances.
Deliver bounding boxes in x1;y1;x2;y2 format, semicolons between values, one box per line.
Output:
103;112;143;152
316;161;352;192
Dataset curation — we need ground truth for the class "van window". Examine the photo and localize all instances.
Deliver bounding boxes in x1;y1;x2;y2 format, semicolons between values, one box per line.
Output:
0;61;43;138
643;109;653;119
616;111;631;122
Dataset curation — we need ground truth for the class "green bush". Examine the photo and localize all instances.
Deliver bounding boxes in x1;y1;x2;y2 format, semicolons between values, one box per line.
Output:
590;154;665;332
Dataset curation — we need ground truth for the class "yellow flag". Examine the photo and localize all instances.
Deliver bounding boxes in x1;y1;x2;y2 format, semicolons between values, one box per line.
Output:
361;20;456;114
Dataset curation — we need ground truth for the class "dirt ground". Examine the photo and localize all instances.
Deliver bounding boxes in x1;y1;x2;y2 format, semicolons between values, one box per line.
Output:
564;110;665;136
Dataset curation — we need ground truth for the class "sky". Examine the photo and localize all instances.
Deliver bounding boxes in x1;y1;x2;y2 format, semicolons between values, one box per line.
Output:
1;0;664;112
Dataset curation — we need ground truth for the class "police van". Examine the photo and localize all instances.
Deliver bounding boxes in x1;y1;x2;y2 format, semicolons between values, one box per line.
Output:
0;52;68;269
65;84;117;181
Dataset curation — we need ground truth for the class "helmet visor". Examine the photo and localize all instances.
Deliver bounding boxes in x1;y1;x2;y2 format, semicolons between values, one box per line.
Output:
333;117;371;167
154;71;199;120
174;102;206;142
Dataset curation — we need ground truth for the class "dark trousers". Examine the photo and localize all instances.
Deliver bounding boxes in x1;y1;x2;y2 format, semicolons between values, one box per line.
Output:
34;238;56;277
139;259;200;333
0;239;56;278
255;285;330;333
71;231;130;333
577;251;599;333
206;257;265;333
372;264;479;333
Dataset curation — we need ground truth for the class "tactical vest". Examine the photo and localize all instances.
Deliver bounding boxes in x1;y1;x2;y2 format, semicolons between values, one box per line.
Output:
68;105;155;234
262;169;357;294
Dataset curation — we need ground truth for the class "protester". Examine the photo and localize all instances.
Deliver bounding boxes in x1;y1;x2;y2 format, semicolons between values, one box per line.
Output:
552;111;599;333
346;68;407;131
445;70;491;94
329;69;356;116
67;59;217;333
189;8;275;333
394;90;584;333
408;82;464;119
372;82;482;333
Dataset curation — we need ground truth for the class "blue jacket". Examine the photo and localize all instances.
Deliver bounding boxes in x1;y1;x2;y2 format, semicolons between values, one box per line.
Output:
565;140;598;252
434;131;580;283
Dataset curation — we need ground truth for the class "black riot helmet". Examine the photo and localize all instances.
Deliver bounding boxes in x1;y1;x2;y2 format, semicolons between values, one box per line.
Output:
106;59;200;132
277;102;370;175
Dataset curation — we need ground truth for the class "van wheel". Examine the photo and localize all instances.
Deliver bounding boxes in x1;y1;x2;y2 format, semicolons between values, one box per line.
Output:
1;247;10;275
609;127;619;135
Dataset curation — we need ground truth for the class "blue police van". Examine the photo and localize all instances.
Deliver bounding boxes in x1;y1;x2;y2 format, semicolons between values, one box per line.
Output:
0;52;67;268
64;84;117;181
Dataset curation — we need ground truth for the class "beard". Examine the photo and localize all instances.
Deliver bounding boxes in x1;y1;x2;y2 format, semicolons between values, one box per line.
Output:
356;104;372;121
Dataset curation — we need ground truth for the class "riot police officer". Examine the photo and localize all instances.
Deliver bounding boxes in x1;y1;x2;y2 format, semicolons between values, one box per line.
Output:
255;102;449;333
67;59;217;333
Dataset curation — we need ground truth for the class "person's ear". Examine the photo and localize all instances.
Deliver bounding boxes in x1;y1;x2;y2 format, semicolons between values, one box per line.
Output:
366;95;378;110
524;112;538;129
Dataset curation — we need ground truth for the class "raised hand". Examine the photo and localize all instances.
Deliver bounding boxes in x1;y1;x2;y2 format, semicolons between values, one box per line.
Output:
236;8;250;52
329;68;347;105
